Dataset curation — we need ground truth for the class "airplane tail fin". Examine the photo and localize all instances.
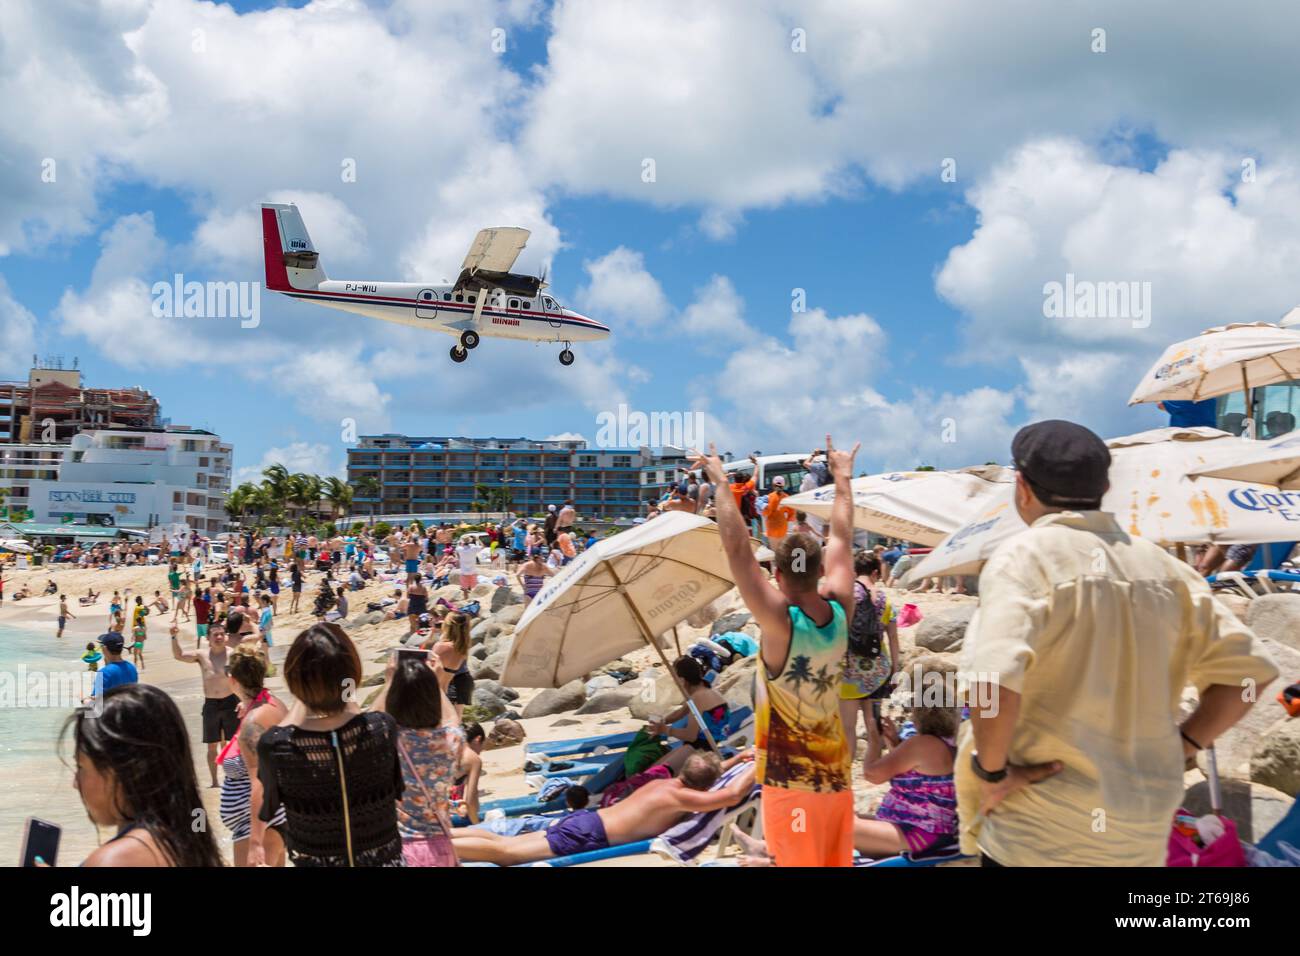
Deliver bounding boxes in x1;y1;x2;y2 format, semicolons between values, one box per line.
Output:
261;203;327;291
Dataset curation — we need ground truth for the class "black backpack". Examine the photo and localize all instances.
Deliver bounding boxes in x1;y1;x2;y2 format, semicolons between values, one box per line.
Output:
739;488;758;521
847;580;883;658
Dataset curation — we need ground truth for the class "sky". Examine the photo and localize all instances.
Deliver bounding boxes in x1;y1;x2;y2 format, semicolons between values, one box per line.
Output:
3;0;1300;486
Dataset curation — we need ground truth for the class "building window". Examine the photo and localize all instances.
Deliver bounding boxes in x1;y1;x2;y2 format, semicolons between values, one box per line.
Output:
579;455;597;468
614;456;632;468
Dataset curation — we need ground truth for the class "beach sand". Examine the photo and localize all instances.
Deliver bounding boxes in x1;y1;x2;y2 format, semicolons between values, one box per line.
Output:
0;558;976;867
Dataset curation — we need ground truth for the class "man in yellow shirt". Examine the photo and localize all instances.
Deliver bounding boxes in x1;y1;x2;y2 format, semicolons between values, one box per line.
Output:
959;420;1279;867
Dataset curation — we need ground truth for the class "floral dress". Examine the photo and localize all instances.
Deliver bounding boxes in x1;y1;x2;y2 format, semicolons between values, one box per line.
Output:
395;725;464;839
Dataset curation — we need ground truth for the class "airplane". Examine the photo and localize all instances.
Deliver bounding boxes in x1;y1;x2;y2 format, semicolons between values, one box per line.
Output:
260;202;609;365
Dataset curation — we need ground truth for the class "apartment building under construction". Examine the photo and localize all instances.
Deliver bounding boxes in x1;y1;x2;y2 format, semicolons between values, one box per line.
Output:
0;361;161;443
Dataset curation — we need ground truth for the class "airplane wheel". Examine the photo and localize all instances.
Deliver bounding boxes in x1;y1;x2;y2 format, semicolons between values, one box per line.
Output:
460;330;480;349
451;346;468;363
558;349;575;366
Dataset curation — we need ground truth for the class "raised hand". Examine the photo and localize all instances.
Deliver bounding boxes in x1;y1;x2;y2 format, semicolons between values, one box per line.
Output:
824;434;860;481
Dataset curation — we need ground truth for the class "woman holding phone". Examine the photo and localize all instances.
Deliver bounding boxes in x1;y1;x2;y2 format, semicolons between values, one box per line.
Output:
60;683;224;866
381;651;465;866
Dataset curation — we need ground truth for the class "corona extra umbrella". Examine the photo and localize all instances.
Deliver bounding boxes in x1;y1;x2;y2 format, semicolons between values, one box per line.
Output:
903;427;1300;582
1128;323;1300;434
501;511;759;750
1186;432;1300;488
783;466;1014;546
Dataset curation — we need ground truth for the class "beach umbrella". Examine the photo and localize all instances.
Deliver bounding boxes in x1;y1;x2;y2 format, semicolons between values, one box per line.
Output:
0;539;33;553
1128;323;1300;430
1186;432;1300;488
902;427;1300;581
783;466;1014;546
501;512;758;751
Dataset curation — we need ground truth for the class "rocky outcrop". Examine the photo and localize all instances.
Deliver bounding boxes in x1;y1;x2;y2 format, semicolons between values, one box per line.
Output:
521;680;587;718
914;606;975;653
1250;716;1300;796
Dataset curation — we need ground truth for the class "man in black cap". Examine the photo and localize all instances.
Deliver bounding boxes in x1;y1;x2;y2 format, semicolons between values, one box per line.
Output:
956;420;1278;867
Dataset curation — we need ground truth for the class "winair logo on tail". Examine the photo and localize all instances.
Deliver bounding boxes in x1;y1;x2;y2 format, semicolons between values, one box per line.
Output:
50;886;152;936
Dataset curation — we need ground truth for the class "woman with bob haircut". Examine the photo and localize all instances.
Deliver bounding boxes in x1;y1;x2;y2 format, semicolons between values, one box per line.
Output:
255;623;405;866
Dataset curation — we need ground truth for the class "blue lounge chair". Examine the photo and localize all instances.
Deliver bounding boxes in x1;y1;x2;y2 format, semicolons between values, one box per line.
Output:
525;839;655;867
854;837;971;867
525;730;640;758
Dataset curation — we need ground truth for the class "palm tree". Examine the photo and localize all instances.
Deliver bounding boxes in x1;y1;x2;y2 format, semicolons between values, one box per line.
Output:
323;476;354;528
288;473;323;526
352;475;380;523
225;483;257;524
784;654;814;723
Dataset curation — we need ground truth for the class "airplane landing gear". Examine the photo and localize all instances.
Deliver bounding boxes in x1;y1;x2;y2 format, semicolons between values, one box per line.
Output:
450;345;468;363
460;330;480;350
558;343;575;366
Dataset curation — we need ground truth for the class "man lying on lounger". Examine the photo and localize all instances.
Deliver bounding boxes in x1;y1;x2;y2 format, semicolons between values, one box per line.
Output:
451;751;756;865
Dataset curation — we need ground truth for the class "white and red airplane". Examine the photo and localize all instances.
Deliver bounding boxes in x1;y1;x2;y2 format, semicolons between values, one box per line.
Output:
260;202;609;365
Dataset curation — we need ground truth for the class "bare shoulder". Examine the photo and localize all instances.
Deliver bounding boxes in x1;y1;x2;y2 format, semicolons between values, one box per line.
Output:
83;830;168;867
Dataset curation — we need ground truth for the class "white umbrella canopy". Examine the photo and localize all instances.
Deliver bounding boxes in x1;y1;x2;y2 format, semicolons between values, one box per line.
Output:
903;427;1300;582
0;539;33;553
501;512;758;691
783;466;1015;546
1186;432;1300;488
1128;323;1300;407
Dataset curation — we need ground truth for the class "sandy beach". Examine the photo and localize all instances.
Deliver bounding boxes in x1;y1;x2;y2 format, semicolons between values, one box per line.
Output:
0;556;986;867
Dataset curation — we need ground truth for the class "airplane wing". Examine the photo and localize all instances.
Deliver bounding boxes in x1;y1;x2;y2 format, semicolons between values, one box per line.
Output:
461;227;530;276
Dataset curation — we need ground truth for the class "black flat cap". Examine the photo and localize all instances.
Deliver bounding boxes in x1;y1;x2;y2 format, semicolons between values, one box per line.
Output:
1011;420;1110;506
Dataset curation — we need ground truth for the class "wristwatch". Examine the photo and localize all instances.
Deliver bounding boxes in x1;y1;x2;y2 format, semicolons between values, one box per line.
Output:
970;751;1008;783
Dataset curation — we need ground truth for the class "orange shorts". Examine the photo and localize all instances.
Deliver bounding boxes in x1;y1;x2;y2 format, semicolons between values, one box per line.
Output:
761;785;854;867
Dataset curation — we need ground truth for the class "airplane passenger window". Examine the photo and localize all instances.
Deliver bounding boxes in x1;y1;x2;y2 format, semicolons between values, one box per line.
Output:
509;298;519;309
442;293;451;301
522;300;532;310
455;294;463;302
468;294;476;303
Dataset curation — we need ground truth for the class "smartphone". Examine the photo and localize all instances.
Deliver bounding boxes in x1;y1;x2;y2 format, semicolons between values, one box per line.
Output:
395;647;430;662
21;817;60;867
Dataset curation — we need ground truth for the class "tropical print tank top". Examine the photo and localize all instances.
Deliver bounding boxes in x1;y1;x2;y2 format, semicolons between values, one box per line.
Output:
755;600;852;793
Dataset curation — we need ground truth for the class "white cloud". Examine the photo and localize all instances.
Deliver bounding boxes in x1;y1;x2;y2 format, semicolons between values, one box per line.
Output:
543;432;586;442
234;441;343;486
574;247;671;333
193;190;368;275
681;275;750;342
0;276;37;378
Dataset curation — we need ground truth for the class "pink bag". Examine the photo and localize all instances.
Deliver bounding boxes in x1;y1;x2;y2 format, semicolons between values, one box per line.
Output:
1166;812;1246;867
897;603;922;629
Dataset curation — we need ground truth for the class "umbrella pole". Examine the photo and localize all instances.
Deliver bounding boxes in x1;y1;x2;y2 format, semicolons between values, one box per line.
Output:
606;563;722;755
1175;543;1187;563
672;624;682;657
1241;365;1254;439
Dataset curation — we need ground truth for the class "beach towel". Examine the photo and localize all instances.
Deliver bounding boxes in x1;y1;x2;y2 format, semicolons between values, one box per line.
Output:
654;762;761;864
599;765;672;807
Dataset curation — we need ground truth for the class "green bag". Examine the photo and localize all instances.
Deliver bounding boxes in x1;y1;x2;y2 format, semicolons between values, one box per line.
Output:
623;728;668;776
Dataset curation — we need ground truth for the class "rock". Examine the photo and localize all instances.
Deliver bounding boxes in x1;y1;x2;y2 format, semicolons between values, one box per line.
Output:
470;643;489;661
493;604;525;627
599;658;638;680
551;717;582;727
432;585;463;603
485;717;525;750
1194;635;1299;775
1246;593;1300;654
710;611;753;637
470;688;508;718
482;635;513;660
521;680;587;718
914;606;975;653
503;710;522;721
576;687;639;714
1250;716;1300;796
584;674;621;696
1181;777;1295;843
715;655;758;711
490;586;522;613
476;679;519;702
627;671;684;720
360;672;386;688
471;619;503;644
470;650;508;681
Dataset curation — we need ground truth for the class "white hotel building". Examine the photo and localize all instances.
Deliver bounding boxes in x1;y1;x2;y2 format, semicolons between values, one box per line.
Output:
7;427;232;533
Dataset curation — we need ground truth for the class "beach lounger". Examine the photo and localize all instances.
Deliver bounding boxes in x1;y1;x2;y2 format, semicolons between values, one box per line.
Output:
525;730;640;759
526;761;762;867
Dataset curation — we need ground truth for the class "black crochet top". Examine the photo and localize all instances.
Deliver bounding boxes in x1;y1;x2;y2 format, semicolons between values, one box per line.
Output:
257;712;405;867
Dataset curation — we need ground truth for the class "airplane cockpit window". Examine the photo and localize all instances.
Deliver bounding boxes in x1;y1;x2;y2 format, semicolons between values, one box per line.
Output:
543;296;557;310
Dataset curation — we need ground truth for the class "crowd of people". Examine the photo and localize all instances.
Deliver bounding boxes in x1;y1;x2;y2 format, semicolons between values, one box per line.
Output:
37;420;1286;869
